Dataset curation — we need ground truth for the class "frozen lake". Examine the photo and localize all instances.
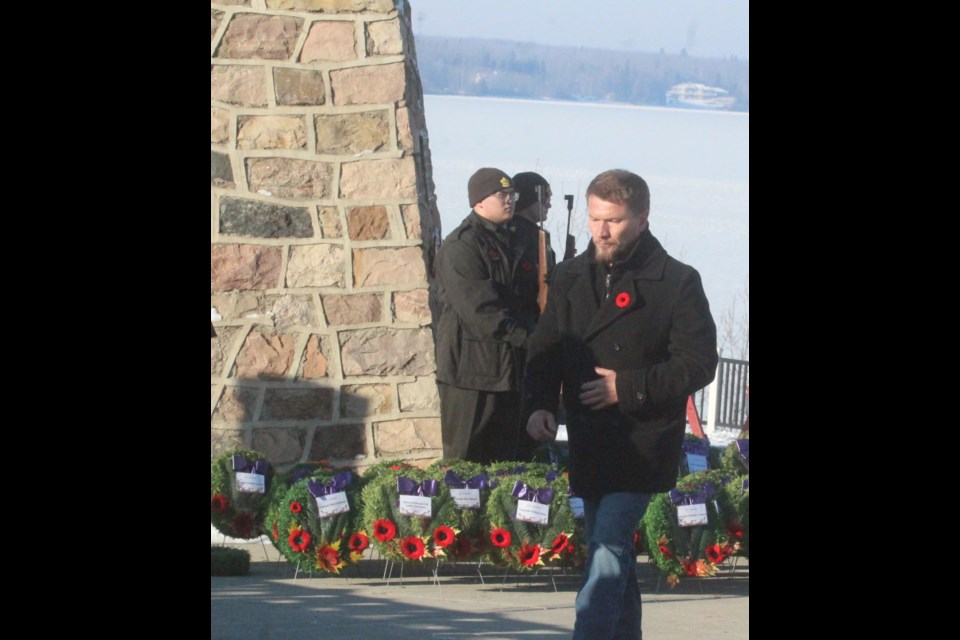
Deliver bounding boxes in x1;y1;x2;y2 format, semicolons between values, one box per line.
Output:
423;94;748;329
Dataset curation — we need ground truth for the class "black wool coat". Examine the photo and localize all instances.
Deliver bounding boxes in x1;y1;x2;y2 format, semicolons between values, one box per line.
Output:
523;230;718;497
434;212;533;392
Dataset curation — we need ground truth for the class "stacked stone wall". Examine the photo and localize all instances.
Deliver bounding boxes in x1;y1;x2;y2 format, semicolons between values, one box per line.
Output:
211;0;443;472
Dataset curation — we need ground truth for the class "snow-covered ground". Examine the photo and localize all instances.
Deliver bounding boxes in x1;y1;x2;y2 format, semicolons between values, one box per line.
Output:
211;425;742;544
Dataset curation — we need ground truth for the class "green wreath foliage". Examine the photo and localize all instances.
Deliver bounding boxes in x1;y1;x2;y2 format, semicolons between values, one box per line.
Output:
273;469;366;574
483;470;578;571
486;460;554;478
361;459;420;481
359;466;461;563
641;469;736;587
211;448;277;540
425;459;492;562
264;462;331;554
720;438;749;476
716;473;749;558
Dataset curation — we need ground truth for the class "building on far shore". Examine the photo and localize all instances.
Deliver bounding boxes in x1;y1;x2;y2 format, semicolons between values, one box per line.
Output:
665;82;736;110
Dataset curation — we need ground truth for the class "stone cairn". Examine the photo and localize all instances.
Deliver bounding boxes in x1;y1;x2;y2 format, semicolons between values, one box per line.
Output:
211;0;444;474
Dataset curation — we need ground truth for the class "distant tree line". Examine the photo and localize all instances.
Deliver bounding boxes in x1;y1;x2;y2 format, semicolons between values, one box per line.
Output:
415;36;749;112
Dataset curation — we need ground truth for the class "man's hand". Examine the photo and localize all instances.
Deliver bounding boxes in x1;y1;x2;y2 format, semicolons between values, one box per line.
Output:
526;409;558;442
579;366;619;409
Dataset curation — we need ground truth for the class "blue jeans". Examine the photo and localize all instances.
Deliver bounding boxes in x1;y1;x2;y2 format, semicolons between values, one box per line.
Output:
573;491;652;640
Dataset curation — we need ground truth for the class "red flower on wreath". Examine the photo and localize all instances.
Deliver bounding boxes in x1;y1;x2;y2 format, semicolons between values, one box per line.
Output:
316;544;346;574
272;520;279;540
705;544;726;565
433;525;456;548
726;523;744;539
490;528;512;548
519;543;543;566
288;527;312;553
349;532;369;552
615;292;630;308
290;501;302;514
451;533;475;558
549;533;569;556
373;519;397;542
211;493;229;513
400;536;426;560
658;544;674;559
233;511;255;538
683;559;713;577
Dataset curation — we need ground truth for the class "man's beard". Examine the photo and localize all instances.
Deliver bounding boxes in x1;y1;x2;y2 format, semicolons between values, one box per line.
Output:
594;241;629;264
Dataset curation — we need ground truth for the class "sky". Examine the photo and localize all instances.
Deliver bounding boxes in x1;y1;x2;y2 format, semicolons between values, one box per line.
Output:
407;0;749;60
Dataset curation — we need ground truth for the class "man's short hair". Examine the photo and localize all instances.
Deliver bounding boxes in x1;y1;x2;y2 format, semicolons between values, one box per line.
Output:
586;169;650;215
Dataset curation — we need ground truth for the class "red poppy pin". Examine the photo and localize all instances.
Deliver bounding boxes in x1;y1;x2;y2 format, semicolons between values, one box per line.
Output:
521;259;534;271
615;292;631;308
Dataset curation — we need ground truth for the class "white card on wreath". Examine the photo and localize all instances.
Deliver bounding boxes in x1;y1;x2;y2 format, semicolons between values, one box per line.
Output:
398;494;433;517
677;503;708;527
315;491;350;517
568;497;585;518
235;472;265;494
686;453;708;472
515;500;550;524
450;488;481;509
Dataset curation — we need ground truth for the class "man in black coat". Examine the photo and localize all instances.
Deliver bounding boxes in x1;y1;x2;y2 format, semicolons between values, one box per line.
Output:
523;169;718;639
434;168;531;464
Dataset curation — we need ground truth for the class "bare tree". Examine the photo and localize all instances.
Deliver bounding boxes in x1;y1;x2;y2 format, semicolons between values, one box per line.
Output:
717;277;749;360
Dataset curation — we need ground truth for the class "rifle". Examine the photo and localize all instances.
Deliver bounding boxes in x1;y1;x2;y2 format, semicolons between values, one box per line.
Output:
536;184;549;314
562;194;577;261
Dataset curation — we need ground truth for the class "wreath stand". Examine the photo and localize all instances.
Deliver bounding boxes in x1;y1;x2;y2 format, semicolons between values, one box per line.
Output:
431;556;489;586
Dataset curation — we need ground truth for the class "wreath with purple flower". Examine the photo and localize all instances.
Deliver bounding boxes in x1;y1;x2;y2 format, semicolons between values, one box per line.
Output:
483;468;580;571
719;437;749;477
426;459;496;563
264;461;332;553
641;469;738;587
716;473;748;558
211;448;277;540
359;466;460;563
273;468;366;574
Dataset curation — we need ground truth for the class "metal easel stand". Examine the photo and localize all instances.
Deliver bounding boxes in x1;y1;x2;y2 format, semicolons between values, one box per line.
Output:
475;558;487;585
259;537;276;563
293;559;317;581
218;533;277;562
383;557;405;586
273;544;287;574
498;565;559;592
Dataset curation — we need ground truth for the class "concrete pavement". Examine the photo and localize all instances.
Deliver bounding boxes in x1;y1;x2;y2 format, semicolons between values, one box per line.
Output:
211;540;748;639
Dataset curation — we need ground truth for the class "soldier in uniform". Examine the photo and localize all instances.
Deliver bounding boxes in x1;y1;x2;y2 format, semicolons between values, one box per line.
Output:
508;171;556;460
434;168;532;464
